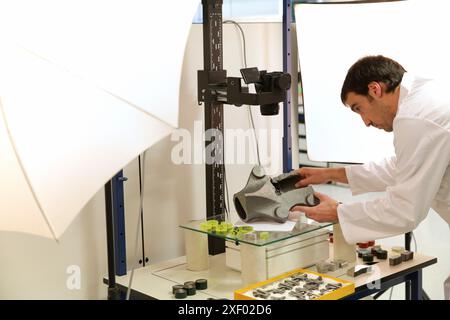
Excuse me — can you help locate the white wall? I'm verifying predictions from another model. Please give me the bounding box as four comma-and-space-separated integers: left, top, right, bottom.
0, 189, 108, 299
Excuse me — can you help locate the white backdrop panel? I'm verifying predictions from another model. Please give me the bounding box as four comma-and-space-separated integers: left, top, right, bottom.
295, 0, 450, 163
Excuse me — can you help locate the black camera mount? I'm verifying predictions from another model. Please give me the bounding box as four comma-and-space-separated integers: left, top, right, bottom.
198, 67, 291, 116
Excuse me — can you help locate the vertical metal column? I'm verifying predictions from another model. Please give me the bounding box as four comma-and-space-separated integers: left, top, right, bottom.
405, 232, 412, 299
406, 270, 422, 300
202, 0, 225, 255
105, 180, 120, 300
111, 171, 127, 276
283, 0, 293, 173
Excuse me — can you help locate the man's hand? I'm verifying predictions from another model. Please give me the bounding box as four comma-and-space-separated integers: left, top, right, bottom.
294, 167, 332, 188
294, 167, 349, 188
290, 192, 340, 223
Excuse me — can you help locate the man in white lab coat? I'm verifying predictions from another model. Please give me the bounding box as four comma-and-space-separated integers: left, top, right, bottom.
291, 55, 450, 298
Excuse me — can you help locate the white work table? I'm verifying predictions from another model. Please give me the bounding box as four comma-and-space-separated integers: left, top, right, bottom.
104, 246, 436, 300
103, 184, 436, 300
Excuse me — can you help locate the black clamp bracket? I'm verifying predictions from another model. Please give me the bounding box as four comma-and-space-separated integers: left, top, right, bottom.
198, 67, 291, 116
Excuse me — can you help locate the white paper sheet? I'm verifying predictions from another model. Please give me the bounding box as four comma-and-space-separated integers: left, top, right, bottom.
234, 219, 297, 232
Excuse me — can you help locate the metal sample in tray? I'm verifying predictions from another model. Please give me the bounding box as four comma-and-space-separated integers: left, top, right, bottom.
235, 268, 354, 300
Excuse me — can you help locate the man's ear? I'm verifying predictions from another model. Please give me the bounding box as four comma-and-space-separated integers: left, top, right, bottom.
367, 81, 383, 99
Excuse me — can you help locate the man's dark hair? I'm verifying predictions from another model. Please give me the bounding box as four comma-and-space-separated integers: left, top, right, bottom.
340, 55, 406, 104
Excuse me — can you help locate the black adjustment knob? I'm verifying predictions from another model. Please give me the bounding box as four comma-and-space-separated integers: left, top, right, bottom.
172, 284, 184, 294
184, 284, 196, 296
196, 279, 208, 290
174, 288, 187, 299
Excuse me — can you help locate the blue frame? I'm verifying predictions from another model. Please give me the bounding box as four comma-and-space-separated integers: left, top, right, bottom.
344, 269, 423, 300
111, 170, 127, 276
282, 0, 293, 172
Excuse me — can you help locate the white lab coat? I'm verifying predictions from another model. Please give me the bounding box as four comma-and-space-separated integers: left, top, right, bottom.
338, 72, 450, 244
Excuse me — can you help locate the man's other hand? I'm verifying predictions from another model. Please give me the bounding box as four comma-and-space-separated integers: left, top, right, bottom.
290, 192, 339, 223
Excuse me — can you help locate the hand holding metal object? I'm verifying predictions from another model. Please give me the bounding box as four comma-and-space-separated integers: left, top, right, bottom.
234, 165, 320, 223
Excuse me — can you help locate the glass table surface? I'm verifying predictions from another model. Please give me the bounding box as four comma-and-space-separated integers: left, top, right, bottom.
180, 214, 333, 247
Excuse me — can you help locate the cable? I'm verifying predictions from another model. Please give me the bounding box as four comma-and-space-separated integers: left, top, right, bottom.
220, 97, 230, 220
219, 20, 262, 221
411, 231, 418, 252
223, 20, 247, 68
224, 165, 231, 220
248, 105, 262, 167
126, 151, 147, 300
223, 20, 261, 167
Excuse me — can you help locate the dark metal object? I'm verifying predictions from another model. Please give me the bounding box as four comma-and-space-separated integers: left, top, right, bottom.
375, 249, 388, 260
347, 265, 372, 277
362, 253, 374, 263
357, 248, 371, 257
253, 289, 271, 299
234, 166, 319, 222
401, 251, 414, 262
389, 255, 403, 266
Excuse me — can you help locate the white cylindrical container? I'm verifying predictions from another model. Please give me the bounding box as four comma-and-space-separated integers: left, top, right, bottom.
240, 243, 267, 285
185, 229, 209, 271
333, 223, 356, 263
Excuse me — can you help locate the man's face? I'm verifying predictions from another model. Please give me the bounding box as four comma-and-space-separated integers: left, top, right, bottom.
345, 92, 395, 132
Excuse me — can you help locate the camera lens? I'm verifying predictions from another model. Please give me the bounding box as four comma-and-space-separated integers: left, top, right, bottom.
260, 103, 279, 116
276, 73, 291, 90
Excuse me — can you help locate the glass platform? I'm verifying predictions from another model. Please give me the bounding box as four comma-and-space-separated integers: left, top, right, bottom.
179, 214, 333, 247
